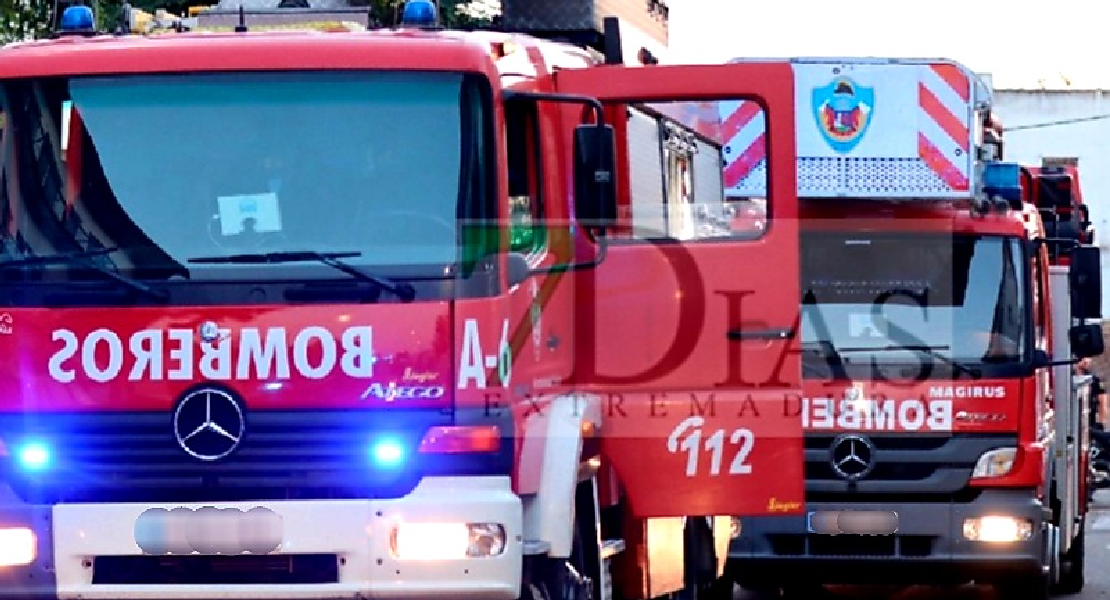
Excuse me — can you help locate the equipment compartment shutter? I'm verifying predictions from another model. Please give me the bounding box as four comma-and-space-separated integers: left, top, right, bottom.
691, 138, 727, 235
627, 106, 666, 237
692, 138, 723, 205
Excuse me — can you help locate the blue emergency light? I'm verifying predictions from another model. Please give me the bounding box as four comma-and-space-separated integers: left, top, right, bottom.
58, 5, 95, 32
371, 437, 405, 468
400, 0, 438, 28
982, 161, 1023, 206
15, 441, 51, 472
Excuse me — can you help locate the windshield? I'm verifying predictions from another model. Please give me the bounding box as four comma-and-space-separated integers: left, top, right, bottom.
800, 232, 1029, 371
0, 71, 492, 281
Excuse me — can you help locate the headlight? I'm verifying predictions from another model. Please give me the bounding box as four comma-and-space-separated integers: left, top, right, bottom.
963, 516, 1033, 542
390, 522, 506, 560
0, 528, 35, 567
972, 447, 1017, 479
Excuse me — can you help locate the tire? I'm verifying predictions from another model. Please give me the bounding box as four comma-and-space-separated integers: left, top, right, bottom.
1055, 524, 1086, 594
684, 517, 734, 600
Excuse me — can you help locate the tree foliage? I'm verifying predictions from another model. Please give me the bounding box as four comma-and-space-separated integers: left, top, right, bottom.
0, 0, 53, 43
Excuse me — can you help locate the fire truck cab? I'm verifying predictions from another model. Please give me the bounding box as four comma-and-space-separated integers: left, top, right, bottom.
694, 58, 1103, 600
0, 1, 808, 599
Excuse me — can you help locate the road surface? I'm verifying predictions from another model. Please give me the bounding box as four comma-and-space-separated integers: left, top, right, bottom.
735, 490, 1110, 600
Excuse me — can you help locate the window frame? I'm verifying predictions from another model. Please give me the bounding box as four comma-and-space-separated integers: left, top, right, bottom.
503, 97, 547, 257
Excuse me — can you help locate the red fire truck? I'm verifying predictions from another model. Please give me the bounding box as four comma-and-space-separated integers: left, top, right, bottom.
707, 58, 1104, 600
1022, 160, 1096, 256
0, 1, 806, 599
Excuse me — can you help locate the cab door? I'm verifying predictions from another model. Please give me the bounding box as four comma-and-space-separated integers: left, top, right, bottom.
558, 63, 805, 518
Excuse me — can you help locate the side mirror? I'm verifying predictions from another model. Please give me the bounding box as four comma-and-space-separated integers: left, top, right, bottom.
1070, 245, 1102, 319
1033, 349, 1051, 368
505, 252, 530, 288
1033, 348, 1079, 368
573, 123, 617, 233
1070, 323, 1105, 359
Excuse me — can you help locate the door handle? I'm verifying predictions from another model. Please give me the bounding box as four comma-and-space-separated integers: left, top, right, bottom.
727, 327, 795, 341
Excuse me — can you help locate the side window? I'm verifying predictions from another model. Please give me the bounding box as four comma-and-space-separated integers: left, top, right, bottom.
1032, 247, 1047, 348
619, 99, 768, 241
505, 100, 545, 254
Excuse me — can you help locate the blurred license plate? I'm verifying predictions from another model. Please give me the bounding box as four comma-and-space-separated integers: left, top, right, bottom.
134, 506, 284, 554
807, 510, 898, 535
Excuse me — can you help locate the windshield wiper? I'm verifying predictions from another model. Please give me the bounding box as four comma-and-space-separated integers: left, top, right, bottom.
0, 247, 117, 267
187, 251, 416, 302
0, 247, 168, 302
837, 345, 982, 379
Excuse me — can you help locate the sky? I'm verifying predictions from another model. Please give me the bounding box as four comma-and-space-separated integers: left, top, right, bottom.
667, 0, 1110, 89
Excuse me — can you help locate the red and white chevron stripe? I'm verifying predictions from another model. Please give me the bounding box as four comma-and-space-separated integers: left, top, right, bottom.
719, 99, 766, 190
917, 63, 971, 191
719, 61, 975, 196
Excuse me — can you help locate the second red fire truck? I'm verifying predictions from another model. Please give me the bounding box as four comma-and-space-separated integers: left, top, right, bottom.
701, 58, 1103, 600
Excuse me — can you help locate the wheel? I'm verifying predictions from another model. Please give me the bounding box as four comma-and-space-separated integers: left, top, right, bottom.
683, 517, 734, 600
1054, 524, 1086, 594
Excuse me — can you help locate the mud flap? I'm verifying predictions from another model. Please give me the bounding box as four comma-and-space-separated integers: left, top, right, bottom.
601, 391, 804, 517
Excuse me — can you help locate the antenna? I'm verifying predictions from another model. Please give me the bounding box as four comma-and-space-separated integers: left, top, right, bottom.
234, 4, 247, 32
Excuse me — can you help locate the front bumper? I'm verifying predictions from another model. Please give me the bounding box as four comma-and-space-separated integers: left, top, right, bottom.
0, 476, 522, 600
726, 489, 1045, 586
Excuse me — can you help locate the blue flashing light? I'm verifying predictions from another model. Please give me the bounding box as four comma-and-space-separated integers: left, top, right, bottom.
983, 161, 1023, 205
16, 442, 51, 472
371, 438, 405, 468
59, 5, 95, 32
401, 0, 439, 28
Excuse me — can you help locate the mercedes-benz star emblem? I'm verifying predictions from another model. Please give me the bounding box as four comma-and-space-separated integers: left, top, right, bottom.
173, 388, 245, 462
829, 434, 876, 481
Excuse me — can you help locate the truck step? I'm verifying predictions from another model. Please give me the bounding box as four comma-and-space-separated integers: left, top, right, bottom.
600, 539, 625, 600
601, 539, 626, 560
523, 540, 552, 556
520, 538, 623, 558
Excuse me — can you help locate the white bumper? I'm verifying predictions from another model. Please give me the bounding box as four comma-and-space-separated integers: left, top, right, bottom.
50, 476, 522, 600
